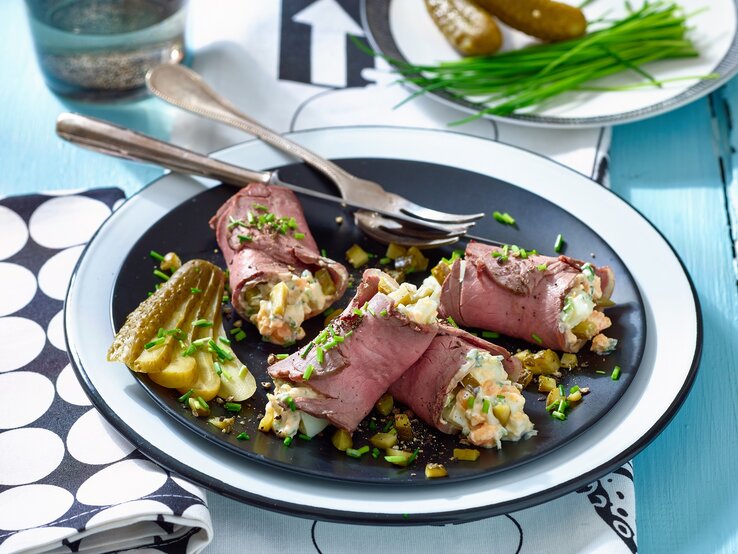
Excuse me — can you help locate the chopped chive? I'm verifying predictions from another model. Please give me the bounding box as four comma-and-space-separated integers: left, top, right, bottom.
497, 394, 505, 400
384, 455, 407, 463
208, 339, 234, 361
383, 419, 394, 433
493, 211, 516, 225
546, 402, 558, 412
520, 249, 528, 259
369, 420, 377, 431
482, 398, 491, 413
316, 347, 325, 365
570, 385, 580, 394
321, 248, 327, 257
502, 244, 509, 257
283, 436, 293, 446
611, 366, 621, 381
357, 445, 370, 455
182, 344, 197, 356
552, 411, 567, 421
219, 336, 231, 345
408, 448, 419, 464
234, 330, 247, 342
446, 316, 459, 328
537, 263, 548, 271
303, 364, 314, 381
286, 397, 296, 412
149, 250, 165, 262
144, 337, 166, 350
197, 396, 209, 410
346, 448, 364, 458
558, 384, 565, 396
379, 257, 391, 265
482, 331, 499, 339
596, 370, 606, 375
252, 203, 268, 212
288, 217, 297, 229
238, 234, 253, 243
177, 389, 194, 403
193, 337, 210, 347
294, 232, 305, 240
466, 396, 475, 409
372, 447, 380, 459
300, 342, 315, 359
227, 216, 245, 229
554, 234, 564, 253
229, 327, 240, 336
221, 369, 232, 381
366, 305, 376, 317
345, 330, 353, 338
239, 366, 249, 378
531, 333, 543, 345
157, 327, 165, 338
379, 309, 388, 317
236, 432, 250, 441
191, 287, 202, 294
193, 319, 213, 328
298, 433, 312, 441
275, 353, 289, 360
491, 251, 502, 258
214, 362, 223, 375
153, 269, 170, 281
224, 402, 242, 413
353, 308, 364, 317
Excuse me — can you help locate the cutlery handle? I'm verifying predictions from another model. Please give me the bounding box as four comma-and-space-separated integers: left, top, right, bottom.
145, 64, 355, 195
55, 112, 273, 186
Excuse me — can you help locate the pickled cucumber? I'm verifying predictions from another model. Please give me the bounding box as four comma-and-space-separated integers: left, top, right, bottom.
474, 0, 586, 42
425, 0, 502, 56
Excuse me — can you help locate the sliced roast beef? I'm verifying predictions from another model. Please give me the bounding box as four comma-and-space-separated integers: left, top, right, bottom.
390, 325, 527, 439
266, 269, 439, 432
210, 183, 348, 345
440, 241, 615, 353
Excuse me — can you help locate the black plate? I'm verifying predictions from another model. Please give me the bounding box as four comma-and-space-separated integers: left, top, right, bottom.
112, 157, 646, 485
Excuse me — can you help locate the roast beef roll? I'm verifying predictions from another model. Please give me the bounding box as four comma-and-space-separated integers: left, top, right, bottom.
390, 325, 535, 449
439, 241, 616, 353
261, 269, 441, 437
210, 183, 349, 346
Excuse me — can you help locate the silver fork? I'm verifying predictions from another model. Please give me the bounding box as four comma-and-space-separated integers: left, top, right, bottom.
145, 64, 485, 230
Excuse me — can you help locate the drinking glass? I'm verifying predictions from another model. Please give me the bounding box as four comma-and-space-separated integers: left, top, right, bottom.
26, 0, 188, 101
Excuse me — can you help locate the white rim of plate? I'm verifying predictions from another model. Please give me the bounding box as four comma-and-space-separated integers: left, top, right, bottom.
65, 126, 700, 524
361, 0, 738, 129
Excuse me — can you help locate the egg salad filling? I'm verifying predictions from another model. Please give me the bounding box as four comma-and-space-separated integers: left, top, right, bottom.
559, 264, 615, 351
381, 274, 441, 326
442, 349, 536, 449
260, 381, 329, 439
242, 269, 333, 346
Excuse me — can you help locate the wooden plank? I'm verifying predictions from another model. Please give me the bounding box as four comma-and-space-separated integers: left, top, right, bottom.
610, 94, 738, 554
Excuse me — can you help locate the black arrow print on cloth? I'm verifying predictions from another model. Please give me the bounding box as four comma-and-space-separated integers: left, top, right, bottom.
280, 0, 374, 88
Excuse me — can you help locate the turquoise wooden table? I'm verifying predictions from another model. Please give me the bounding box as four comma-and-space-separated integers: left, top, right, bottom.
3, 1, 738, 552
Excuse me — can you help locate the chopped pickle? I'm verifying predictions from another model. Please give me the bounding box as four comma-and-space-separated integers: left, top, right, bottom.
315, 268, 336, 296
387, 287, 412, 306
378, 275, 398, 295
567, 390, 583, 402
161, 252, 182, 272
269, 282, 289, 316
572, 319, 598, 340
385, 448, 414, 466
560, 353, 578, 369
425, 463, 448, 479
407, 247, 429, 271
492, 403, 511, 426
461, 373, 480, 389
538, 375, 557, 393
431, 260, 452, 285
515, 349, 560, 375
188, 397, 210, 417
453, 448, 481, 461
346, 244, 370, 268
546, 387, 563, 408
370, 431, 398, 450
387, 269, 406, 284
258, 410, 274, 432
394, 413, 413, 440
332, 429, 353, 452
375, 393, 394, 416
208, 416, 235, 432
386, 243, 407, 260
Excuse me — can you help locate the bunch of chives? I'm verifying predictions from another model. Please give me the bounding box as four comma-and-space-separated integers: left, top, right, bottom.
365, 2, 717, 121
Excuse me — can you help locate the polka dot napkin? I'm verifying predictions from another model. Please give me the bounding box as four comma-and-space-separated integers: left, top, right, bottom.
0, 189, 212, 554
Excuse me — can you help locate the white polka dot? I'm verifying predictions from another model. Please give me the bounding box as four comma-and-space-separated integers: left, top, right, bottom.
0, 206, 28, 261
0, 372, 55, 429
0, 485, 73, 530
85, 500, 173, 528
0, 526, 76, 553
29, 196, 110, 249
0, 317, 46, 373
56, 364, 91, 406
0, 263, 36, 317
47, 310, 66, 351
171, 476, 206, 501
0, 428, 65, 485
37, 245, 84, 301
76, 459, 168, 506
67, 409, 134, 465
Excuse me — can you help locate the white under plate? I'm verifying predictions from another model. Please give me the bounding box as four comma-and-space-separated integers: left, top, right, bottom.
65, 127, 701, 524
362, 0, 738, 128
